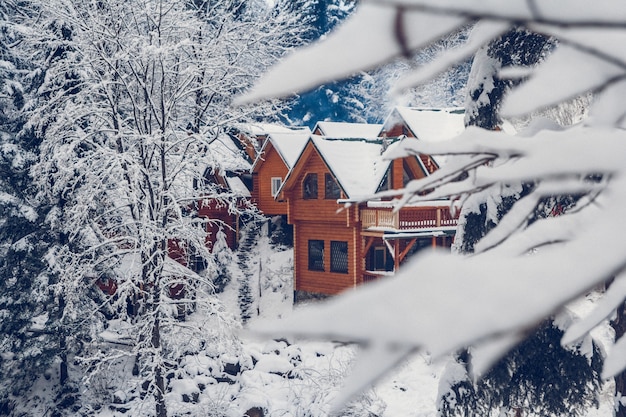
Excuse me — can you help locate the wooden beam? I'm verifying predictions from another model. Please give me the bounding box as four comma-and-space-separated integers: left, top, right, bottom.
362, 236, 375, 258
394, 240, 400, 272
361, 230, 385, 237
398, 238, 418, 263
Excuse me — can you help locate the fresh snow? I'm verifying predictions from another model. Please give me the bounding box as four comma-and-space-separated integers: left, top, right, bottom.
309, 135, 390, 200
383, 107, 466, 143
253, 131, 311, 172
313, 121, 383, 138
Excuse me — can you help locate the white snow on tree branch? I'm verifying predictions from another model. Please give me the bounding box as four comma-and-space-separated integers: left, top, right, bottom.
240, 0, 626, 412
236, 4, 467, 103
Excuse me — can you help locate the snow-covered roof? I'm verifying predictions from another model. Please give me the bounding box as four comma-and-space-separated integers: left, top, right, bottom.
383, 107, 466, 142
207, 133, 251, 172
225, 176, 251, 198
252, 132, 311, 172
234, 122, 309, 137
313, 121, 383, 139
309, 136, 390, 200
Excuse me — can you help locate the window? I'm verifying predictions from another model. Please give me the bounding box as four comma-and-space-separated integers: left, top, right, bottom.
303, 173, 318, 199
324, 173, 341, 199
373, 247, 392, 271
271, 177, 282, 197
377, 166, 391, 192
308, 240, 324, 271
330, 241, 348, 273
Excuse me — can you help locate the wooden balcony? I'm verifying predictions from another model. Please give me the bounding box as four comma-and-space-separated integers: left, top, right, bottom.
361, 205, 458, 231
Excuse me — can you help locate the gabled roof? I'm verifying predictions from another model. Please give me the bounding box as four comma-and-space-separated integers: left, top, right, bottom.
225, 175, 251, 198
207, 133, 252, 172
251, 131, 311, 172
280, 136, 393, 201
233, 122, 309, 137
313, 121, 383, 139
310, 136, 390, 199
381, 107, 465, 142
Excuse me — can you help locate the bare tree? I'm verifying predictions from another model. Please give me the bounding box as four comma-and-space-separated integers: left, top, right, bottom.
26, 0, 300, 415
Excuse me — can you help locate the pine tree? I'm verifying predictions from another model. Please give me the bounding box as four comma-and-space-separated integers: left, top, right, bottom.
278, 0, 371, 127
439, 322, 602, 417
438, 27, 602, 417
0, 1, 65, 411
212, 228, 233, 293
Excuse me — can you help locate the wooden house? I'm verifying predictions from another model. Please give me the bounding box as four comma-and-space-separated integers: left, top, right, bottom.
275, 135, 459, 296
229, 123, 309, 164
266, 109, 466, 297
250, 131, 310, 216
379, 107, 465, 175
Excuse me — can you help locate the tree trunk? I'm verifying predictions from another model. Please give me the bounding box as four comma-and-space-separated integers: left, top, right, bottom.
59, 295, 68, 386
613, 303, 626, 417
152, 313, 167, 417
147, 242, 167, 417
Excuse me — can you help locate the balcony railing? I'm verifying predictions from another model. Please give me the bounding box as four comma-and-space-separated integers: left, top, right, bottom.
361, 206, 458, 230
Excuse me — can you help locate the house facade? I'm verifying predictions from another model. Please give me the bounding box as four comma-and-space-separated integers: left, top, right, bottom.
250, 131, 310, 216
170, 109, 465, 298
275, 108, 466, 297
276, 133, 460, 296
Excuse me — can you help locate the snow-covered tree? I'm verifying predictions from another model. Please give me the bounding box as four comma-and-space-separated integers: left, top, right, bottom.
0, 1, 66, 412
277, 0, 369, 127
438, 321, 603, 417
435, 27, 603, 417
239, 0, 626, 413
348, 26, 472, 123
212, 228, 234, 293
22, 0, 300, 415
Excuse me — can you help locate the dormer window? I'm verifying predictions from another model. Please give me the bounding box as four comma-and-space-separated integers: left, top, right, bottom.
271, 177, 282, 197
303, 173, 318, 199
324, 173, 341, 199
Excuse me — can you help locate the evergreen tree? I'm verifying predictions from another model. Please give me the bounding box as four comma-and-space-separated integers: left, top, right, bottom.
0, 1, 65, 412
439, 322, 602, 417
212, 229, 233, 293
278, 0, 369, 127
439, 27, 602, 417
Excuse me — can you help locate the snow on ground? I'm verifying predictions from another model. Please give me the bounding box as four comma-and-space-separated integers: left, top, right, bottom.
219, 232, 616, 417
13, 231, 616, 417
376, 353, 445, 417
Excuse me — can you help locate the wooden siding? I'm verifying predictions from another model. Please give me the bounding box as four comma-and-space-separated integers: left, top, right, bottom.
286, 148, 348, 223
252, 143, 289, 215
294, 221, 361, 295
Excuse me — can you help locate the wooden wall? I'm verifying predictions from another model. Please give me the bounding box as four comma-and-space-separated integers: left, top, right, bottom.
294, 221, 361, 295
287, 147, 364, 295
252, 144, 289, 216
286, 149, 350, 224
197, 200, 237, 250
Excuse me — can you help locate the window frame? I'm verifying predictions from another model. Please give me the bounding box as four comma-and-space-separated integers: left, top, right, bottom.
271, 177, 282, 197
308, 239, 325, 271
303, 173, 318, 199
324, 173, 341, 200
330, 240, 349, 274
